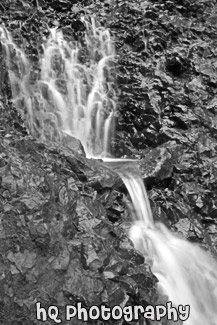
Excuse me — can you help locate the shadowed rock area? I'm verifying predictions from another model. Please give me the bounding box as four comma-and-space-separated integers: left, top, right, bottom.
0, 0, 217, 324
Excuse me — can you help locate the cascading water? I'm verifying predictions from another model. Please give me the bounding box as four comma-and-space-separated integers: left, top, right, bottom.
104, 160, 217, 325
1, 18, 217, 325
0, 18, 116, 157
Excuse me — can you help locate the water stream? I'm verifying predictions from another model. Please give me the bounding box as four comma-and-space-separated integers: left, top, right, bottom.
0, 18, 116, 157
1, 19, 217, 325
104, 160, 217, 325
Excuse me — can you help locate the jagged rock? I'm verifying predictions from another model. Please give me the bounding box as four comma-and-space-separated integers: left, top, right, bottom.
62, 134, 85, 156
138, 141, 183, 184
0, 134, 158, 324
71, 19, 86, 32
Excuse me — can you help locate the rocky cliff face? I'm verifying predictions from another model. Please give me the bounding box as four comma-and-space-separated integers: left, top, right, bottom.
0, 0, 217, 324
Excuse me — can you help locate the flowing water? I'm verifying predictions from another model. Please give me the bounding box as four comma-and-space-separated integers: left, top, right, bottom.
0, 18, 116, 157
1, 19, 217, 325
105, 160, 217, 325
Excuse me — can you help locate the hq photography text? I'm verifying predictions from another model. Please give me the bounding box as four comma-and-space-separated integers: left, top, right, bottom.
36, 301, 190, 323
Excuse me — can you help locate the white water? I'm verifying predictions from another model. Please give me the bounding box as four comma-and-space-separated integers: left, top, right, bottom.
0, 18, 116, 157
2, 19, 217, 325
106, 161, 217, 325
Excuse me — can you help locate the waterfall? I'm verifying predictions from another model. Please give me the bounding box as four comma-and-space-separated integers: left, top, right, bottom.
0, 18, 116, 157
1, 18, 217, 325
105, 160, 217, 325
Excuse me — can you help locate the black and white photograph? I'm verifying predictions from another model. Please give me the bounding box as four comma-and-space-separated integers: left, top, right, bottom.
0, 0, 216, 324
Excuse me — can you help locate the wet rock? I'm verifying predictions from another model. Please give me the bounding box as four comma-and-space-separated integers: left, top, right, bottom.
117, 239, 145, 265
7, 250, 37, 274
28, 218, 51, 250
138, 141, 183, 184
64, 260, 104, 306
62, 134, 85, 156
47, 0, 73, 11
71, 19, 86, 32
49, 246, 70, 271
166, 55, 185, 76
63, 151, 119, 189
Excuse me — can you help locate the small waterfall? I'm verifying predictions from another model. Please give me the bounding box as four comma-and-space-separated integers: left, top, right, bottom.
2, 17, 217, 325
105, 160, 217, 325
0, 18, 116, 157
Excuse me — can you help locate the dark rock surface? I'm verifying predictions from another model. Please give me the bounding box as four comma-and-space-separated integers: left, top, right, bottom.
0, 0, 217, 324
0, 135, 157, 324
